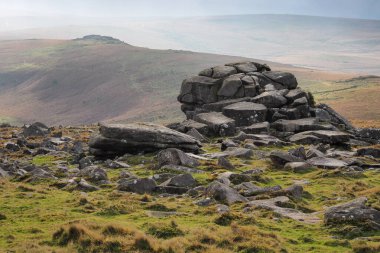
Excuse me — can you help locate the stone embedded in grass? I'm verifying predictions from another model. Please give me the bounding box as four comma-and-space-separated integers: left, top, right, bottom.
324, 197, 380, 231
117, 178, 157, 194
160, 174, 197, 188
205, 181, 248, 205
156, 148, 200, 168
307, 157, 348, 169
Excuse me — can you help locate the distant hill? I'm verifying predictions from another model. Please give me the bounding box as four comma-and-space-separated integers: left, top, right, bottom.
0, 36, 379, 127
1, 14, 379, 75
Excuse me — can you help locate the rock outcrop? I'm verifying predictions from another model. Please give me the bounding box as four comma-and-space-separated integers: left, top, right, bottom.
89, 122, 201, 157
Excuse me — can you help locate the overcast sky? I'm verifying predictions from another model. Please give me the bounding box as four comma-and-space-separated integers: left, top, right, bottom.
0, 0, 379, 20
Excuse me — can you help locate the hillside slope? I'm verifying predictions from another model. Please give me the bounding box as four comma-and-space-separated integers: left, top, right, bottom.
0, 36, 379, 126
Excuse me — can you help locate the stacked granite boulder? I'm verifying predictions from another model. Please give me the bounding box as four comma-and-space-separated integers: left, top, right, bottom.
177, 62, 320, 136
175, 61, 379, 145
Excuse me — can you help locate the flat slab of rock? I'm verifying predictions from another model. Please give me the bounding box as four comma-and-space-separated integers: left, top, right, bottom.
271, 118, 333, 133
89, 122, 201, 156
247, 196, 321, 224
222, 102, 267, 126
289, 130, 351, 145
194, 112, 235, 136
240, 122, 269, 134
307, 157, 348, 169
202, 98, 249, 112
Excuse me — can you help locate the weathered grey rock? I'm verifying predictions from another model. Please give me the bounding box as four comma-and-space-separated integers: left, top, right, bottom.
89, 123, 201, 156
195, 198, 215, 206
241, 75, 256, 85
270, 151, 304, 166
288, 146, 307, 160
307, 157, 348, 169
292, 97, 308, 106
202, 98, 250, 112
285, 88, 307, 102
224, 147, 253, 159
262, 71, 298, 89
233, 62, 258, 73
178, 76, 221, 104
216, 204, 230, 214
174, 120, 209, 135
217, 157, 235, 170
235, 182, 281, 197
233, 132, 287, 146
4, 143, 20, 152
324, 197, 380, 230
150, 173, 176, 184
160, 164, 205, 174
194, 112, 235, 136
272, 118, 333, 133
284, 185, 303, 199
251, 91, 287, 108
247, 196, 321, 224
222, 102, 267, 126
284, 162, 313, 173
288, 133, 321, 144
306, 147, 325, 159
198, 67, 213, 77
317, 104, 355, 131
160, 174, 197, 188
77, 179, 100, 192
289, 130, 351, 145
278, 105, 310, 120
221, 139, 238, 151
105, 160, 130, 169
117, 178, 157, 194
205, 181, 248, 205
355, 128, 380, 144
185, 128, 207, 143
79, 166, 109, 185
212, 65, 237, 78
23, 122, 50, 137
240, 122, 269, 134
357, 147, 380, 158
157, 148, 200, 168
218, 75, 243, 98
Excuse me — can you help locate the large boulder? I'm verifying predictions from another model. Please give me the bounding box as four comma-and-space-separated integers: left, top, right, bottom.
222, 102, 267, 126
89, 122, 201, 157
324, 197, 380, 230
194, 112, 236, 136
23, 122, 50, 137
217, 75, 243, 98
262, 71, 298, 89
178, 76, 221, 104
212, 65, 237, 78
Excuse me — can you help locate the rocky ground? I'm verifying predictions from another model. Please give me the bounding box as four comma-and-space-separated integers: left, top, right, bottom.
1, 62, 380, 253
